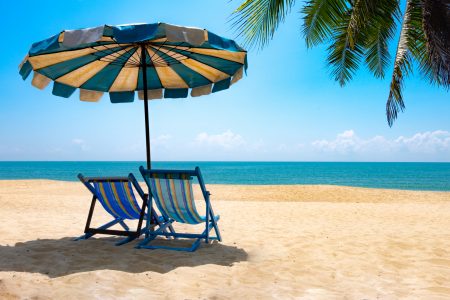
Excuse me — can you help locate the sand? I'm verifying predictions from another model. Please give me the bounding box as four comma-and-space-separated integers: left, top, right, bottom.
0, 180, 449, 299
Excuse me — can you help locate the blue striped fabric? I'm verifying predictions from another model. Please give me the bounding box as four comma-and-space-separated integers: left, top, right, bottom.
149, 178, 205, 224
93, 181, 142, 219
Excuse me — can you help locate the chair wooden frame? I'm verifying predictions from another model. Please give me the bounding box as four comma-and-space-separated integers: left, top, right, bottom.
76, 173, 161, 246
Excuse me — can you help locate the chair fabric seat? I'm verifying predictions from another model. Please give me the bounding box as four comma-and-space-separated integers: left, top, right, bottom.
76, 173, 156, 246
93, 181, 142, 219
148, 177, 205, 224
138, 166, 222, 251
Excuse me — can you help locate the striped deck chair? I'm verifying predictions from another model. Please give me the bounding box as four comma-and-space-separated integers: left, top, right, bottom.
137, 166, 221, 252
76, 173, 173, 246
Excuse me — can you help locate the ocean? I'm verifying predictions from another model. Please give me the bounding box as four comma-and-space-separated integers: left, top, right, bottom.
0, 161, 449, 191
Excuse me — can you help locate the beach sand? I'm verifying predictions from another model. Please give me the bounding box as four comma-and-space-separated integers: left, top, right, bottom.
0, 180, 449, 299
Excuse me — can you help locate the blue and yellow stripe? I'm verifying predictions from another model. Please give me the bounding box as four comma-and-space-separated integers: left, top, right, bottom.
94, 181, 141, 220
19, 22, 247, 102
149, 177, 205, 224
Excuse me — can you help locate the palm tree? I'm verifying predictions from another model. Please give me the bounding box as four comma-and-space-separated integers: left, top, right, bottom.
231, 0, 449, 126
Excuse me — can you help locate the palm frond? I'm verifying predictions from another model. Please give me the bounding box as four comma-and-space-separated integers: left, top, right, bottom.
404, 0, 439, 85
230, 0, 448, 126
231, 0, 295, 49
386, 0, 418, 127
327, 5, 365, 86
346, 0, 373, 48
301, 0, 348, 48
422, 0, 450, 86
363, 0, 400, 78
364, 28, 392, 78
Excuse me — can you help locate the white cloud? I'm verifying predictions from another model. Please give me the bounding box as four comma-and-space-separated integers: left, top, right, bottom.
312, 130, 358, 153
395, 130, 450, 153
194, 130, 245, 150
312, 130, 450, 156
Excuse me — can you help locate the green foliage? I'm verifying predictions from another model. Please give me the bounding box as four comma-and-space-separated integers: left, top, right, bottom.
231, 0, 296, 49
422, 0, 450, 86
362, 0, 399, 79
326, 11, 365, 86
387, 0, 421, 126
231, 0, 450, 126
302, 0, 348, 48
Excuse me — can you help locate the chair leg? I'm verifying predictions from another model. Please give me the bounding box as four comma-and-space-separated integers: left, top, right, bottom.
205, 218, 209, 244
119, 220, 129, 231
153, 213, 176, 239
137, 223, 215, 252
136, 220, 174, 248
145, 206, 158, 239
211, 220, 221, 242
167, 221, 176, 234
209, 210, 222, 242
81, 195, 97, 237
190, 237, 202, 252
74, 232, 95, 241
144, 212, 151, 239
165, 219, 176, 239
74, 218, 122, 241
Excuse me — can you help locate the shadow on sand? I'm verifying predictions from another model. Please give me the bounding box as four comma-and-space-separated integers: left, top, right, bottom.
0, 237, 248, 278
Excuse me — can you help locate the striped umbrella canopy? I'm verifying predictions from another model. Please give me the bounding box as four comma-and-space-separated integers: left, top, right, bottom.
19, 22, 247, 168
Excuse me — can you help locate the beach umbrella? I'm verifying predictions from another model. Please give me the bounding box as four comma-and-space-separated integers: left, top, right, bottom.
19, 23, 247, 168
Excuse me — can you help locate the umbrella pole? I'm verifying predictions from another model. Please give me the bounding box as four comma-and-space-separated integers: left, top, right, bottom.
141, 45, 151, 169
141, 45, 154, 232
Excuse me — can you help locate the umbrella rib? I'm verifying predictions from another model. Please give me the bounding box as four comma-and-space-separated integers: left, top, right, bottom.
132, 47, 142, 66
151, 46, 184, 65
166, 45, 245, 69
90, 44, 125, 57
91, 44, 135, 66
114, 47, 135, 65
148, 42, 189, 66
164, 42, 187, 64
30, 42, 119, 57
117, 47, 139, 66
119, 46, 141, 67
159, 44, 246, 65
159, 46, 240, 77
147, 40, 170, 66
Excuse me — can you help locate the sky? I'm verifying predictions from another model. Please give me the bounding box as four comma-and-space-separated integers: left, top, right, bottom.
0, 0, 449, 162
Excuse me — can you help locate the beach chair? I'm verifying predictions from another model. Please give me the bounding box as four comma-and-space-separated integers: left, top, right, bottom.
76, 173, 173, 246
137, 166, 221, 252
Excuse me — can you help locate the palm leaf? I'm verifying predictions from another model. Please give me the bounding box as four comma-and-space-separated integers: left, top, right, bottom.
326, 3, 369, 86
230, 0, 448, 126
422, 0, 450, 86
362, 0, 400, 78
346, 0, 373, 48
327, 18, 364, 86
405, 0, 439, 85
302, 0, 348, 48
231, 0, 295, 49
386, 0, 418, 127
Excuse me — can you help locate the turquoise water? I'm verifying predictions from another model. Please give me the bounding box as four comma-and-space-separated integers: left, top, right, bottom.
0, 161, 449, 191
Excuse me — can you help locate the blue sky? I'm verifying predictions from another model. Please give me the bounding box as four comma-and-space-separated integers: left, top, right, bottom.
1, 0, 449, 162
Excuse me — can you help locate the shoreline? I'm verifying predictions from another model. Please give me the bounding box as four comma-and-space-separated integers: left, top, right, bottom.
1, 179, 449, 203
